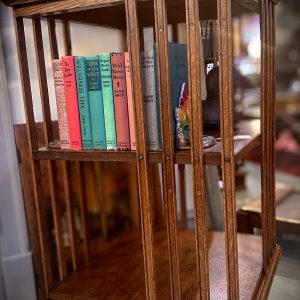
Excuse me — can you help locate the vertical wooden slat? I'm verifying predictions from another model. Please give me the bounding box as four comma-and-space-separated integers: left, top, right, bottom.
217, 0, 239, 299
185, 1, 210, 299
178, 164, 187, 228
33, 17, 67, 281
93, 162, 108, 243
63, 20, 72, 55
260, 0, 276, 273
153, 1, 181, 299
47, 19, 59, 59
14, 16, 53, 295
125, 1, 157, 299
74, 161, 90, 263
172, 23, 178, 43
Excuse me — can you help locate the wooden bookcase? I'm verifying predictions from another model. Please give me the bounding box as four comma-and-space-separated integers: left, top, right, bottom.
3, 0, 282, 299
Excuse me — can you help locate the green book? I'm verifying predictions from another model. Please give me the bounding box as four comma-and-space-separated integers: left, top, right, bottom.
85, 56, 106, 149
99, 54, 117, 150
74, 56, 93, 149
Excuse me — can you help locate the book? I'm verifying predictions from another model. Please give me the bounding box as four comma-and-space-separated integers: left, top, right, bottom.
62, 56, 82, 150
74, 56, 93, 149
124, 52, 136, 151
141, 50, 160, 150
111, 52, 130, 150
99, 53, 117, 150
52, 59, 70, 150
85, 56, 107, 150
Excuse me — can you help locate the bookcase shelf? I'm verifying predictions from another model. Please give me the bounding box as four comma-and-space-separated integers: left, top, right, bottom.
3, 0, 282, 299
48, 228, 281, 300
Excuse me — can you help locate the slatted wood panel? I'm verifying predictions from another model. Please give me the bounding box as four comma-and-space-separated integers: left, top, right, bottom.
125, 1, 156, 298
185, 0, 210, 299
217, 0, 239, 298
153, 0, 181, 298
260, 0, 276, 272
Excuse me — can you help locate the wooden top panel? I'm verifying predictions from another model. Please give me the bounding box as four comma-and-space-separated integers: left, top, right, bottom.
5, 0, 271, 23
49, 229, 263, 299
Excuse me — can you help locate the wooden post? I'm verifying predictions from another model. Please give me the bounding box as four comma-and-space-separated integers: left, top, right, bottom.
217, 0, 239, 299
15, 16, 53, 296
153, 1, 182, 298
125, 1, 157, 299
33, 17, 68, 281
260, 0, 276, 272
185, 0, 210, 299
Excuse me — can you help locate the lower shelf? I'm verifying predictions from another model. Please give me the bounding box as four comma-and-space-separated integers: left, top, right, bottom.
48, 228, 279, 299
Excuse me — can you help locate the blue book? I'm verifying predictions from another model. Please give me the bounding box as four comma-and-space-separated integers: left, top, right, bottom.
85, 56, 106, 149
74, 56, 93, 149
154, 43, 188, 145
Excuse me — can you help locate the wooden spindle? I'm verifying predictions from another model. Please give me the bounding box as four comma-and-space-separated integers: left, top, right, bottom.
178, 164, 187, 228
125, 1, 157, 299
15, 16, 53, 293
185, 1, 210, 299
217, 0, 239, 298
33, 17, 67, 281
153, 1, 182, 298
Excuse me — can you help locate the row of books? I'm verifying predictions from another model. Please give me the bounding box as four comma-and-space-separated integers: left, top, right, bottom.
52, 43, 206, 151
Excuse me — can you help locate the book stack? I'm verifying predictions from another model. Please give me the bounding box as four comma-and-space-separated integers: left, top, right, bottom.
52, 43, 206, 151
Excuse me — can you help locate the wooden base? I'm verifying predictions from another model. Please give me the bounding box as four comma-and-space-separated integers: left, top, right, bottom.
48, 229, 280, 299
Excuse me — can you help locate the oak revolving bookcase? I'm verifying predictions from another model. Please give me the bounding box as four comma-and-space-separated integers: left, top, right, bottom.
3, 0, 281, 299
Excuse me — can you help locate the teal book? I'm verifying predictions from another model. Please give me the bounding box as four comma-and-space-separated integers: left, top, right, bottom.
99, 54, 117, 150
85, 56, 106, 149
74, 57, 93, 149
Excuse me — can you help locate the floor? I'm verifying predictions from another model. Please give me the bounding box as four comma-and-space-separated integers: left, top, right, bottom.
269, 234, 300, 299
237, 162, 300, 299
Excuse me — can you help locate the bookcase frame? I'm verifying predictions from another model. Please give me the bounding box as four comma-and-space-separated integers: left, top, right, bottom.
3, 0, 282, 299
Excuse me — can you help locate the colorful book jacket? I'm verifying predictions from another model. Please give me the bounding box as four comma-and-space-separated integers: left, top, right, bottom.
141, 51, 160, 150
74, 57, 93, 149
85, 56, 107, 150
52, 59, 70, 149
111, 52, 130, 150
124, 52, 136, 151
62, 56, 82, 150
99, 53, 117, 150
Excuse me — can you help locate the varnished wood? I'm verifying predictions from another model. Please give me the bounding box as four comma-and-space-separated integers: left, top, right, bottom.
260, 0, 276, 272
217, 0, 239, 298
48, 229, 271, 300
153, 0, 181, 298
178, 165, 187, 228
185, 0, 210, 298
15, 16, 54, 295
125, 1, 156, 298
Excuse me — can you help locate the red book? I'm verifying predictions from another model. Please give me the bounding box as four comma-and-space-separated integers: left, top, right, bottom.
124, 52, 136, 150
111, 52, 130, 150
62, 56, 82, 150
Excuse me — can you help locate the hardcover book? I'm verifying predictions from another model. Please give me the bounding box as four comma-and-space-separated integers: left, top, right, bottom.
62, 56, 82, 150
124, 52, 136, 151
141, 50, 160, 150
74, 56, 93, 149
52, 59, 70, 150
99, 53, 117, 150
85, 56, 107, 150
111, 52, 130, 150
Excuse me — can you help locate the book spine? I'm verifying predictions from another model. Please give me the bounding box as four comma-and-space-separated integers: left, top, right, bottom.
141, 50, 160, 150
52, 59, 70, 149
74, 57, 93, 149
62, 56, 82, 150
111, 52, 130, 150
85, 56, 107, 150
153, 46, 162, 149
99, 53, 117, 150
124, 52, 136, 151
